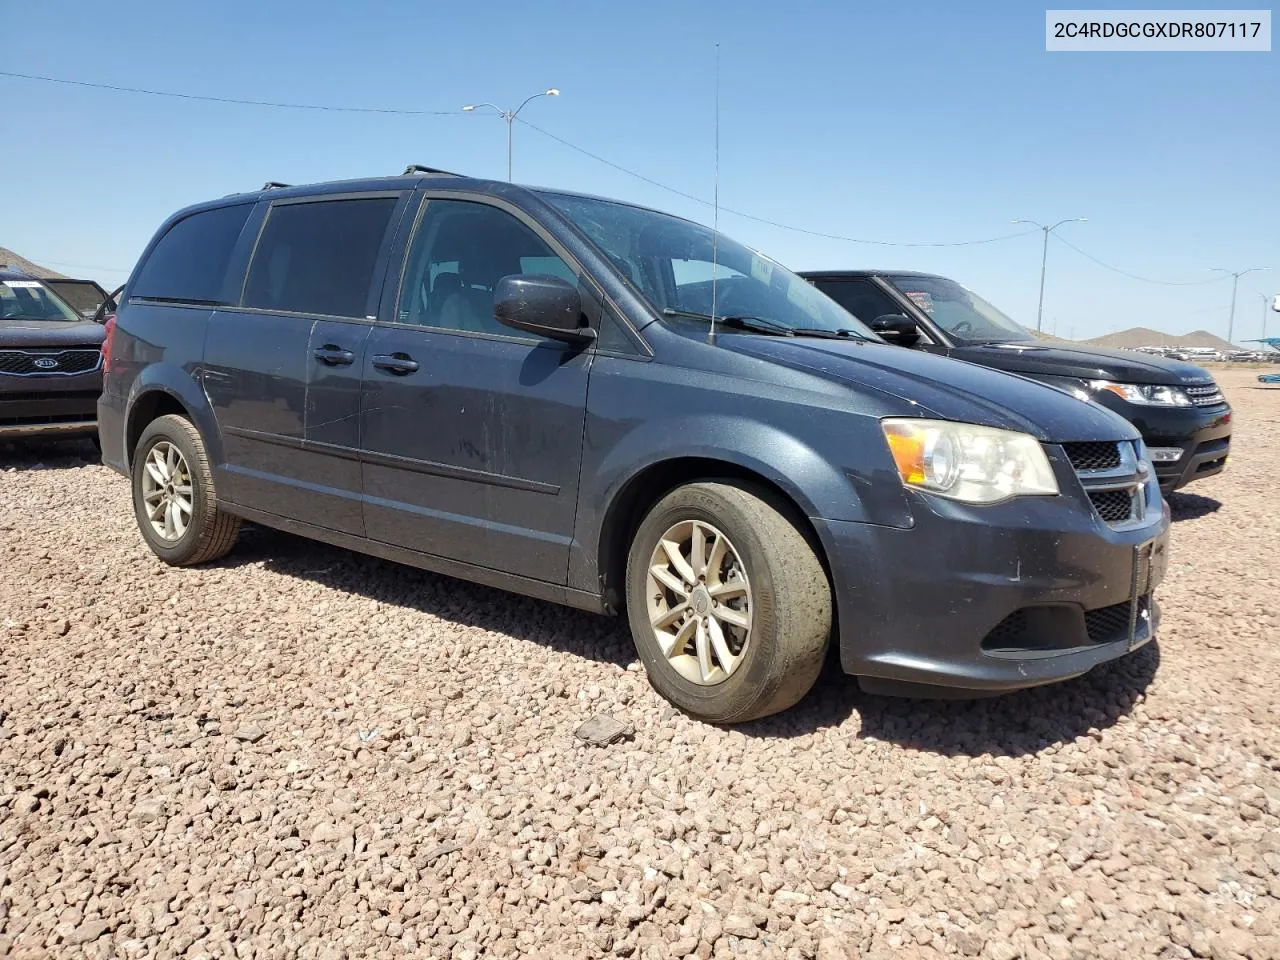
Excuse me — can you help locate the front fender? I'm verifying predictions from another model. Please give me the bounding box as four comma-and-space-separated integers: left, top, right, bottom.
568, 402, 913, 598
594, 413, 879, 525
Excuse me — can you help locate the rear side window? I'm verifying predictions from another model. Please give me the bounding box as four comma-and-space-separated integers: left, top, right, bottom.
131, 204, 253, 303
243, 197, 397, 318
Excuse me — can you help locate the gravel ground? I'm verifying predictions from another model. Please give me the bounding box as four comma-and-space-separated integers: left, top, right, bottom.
2, 369, 1278, 960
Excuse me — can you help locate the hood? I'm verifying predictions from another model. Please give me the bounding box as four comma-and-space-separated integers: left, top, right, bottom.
949, 341, 1214, 385
719, 335, 1139, 443
0, 319, 106, 349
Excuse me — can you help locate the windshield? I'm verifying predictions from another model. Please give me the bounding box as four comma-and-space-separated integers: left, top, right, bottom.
542, 192, 873, 337
885, 274, 1034, 344
0, 279, 82, 322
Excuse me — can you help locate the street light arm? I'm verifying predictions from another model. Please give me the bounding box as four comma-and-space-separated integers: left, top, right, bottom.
463, 102, 505, 117
1048, 217, 1088, 232
511, 90, 556, 122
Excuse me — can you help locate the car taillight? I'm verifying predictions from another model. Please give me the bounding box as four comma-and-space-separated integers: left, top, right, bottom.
101, 314, 117, 373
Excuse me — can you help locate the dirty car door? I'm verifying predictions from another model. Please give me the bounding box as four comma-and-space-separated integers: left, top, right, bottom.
359, 197, 592, 583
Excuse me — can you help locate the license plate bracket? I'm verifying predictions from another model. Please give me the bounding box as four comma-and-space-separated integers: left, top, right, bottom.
1128, 538, 1166, 650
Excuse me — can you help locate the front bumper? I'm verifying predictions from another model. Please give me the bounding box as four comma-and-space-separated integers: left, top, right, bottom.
814, 461, 1169, 695
1095, 397, 1231, 492
0, 375, 101, 441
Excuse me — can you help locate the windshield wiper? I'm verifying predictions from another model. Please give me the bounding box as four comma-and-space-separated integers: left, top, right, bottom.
662, 309, 795, 337
789, 327, 867, 341
662, 309, 868, 341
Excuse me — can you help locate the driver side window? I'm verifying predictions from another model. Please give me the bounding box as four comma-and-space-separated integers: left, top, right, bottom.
812, 279, 901, 324
397, 200, 578, 338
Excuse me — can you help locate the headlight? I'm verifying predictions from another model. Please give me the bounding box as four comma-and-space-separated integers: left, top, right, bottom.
881, 419, 1059, 504
1089, 380, 1192, 407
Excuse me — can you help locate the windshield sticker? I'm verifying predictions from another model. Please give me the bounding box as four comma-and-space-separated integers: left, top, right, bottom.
2, 280, 42, 289
749, 254, 775, 285
904, 290, 934, 314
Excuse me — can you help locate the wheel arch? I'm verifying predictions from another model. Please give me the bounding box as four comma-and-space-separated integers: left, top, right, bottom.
124, 368, 221, 469
594, 456, 834, 614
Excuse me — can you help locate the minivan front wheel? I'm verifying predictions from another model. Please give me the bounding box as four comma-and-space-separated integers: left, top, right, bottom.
132, 414, 240, 566
625, 482, 831, 723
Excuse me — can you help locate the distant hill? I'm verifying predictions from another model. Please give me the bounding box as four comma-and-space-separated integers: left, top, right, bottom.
0, 246, 68, 280
1083, 326, 1235, 351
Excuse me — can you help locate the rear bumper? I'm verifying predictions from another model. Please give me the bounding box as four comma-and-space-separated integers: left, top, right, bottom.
96, 394, 129, 475
813, 483, 1169, 695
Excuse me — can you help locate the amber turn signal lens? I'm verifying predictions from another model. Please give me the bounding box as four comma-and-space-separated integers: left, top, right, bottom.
883, 425, 926, 485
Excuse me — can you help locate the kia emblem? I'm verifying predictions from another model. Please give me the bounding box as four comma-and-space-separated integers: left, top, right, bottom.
33, 357, 59, 370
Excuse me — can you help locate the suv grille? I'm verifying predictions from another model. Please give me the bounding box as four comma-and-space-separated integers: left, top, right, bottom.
1184, 382, 1225, 407
1062, 441, 1121, 472
0, 349, 102, 376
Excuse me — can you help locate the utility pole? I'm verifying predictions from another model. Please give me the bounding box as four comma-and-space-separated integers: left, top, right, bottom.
1011, 218, 1088, 332
1209, 267, 1267, 345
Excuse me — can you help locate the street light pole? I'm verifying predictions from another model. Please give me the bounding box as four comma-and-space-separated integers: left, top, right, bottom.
463, 88, 560, 182
1011, 218, 1088, 333
1209, 267, 1267, 345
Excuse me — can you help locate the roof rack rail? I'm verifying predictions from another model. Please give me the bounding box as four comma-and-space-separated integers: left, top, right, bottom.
261, 181, 291, 190
402, 164, 462, 177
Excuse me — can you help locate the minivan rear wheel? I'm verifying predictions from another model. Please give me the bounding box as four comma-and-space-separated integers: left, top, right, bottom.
625, 482, 831, 723
131, 414, 240, 566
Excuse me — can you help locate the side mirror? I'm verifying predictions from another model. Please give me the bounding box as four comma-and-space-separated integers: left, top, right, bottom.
494, 274, 595, 344
870, 313, 920, 345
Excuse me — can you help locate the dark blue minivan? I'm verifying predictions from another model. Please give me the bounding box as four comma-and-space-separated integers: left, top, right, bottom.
99, 169, 1169, 722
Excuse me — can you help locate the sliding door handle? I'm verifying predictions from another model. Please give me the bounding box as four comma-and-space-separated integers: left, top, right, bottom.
313, 345, 356, 366
372, 353, 420, 375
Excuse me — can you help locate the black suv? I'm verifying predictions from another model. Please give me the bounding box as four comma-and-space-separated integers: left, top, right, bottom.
0, 267, 106, 442
100, 169, 1168, 721
800, 271, 1231, 493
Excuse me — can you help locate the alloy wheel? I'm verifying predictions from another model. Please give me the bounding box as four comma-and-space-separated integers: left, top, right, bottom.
140, 441, 194, 542
645, 519, 753, 685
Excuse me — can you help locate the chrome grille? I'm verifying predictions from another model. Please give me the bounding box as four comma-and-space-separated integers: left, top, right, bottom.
1062, 438, 1151, 528
0, 349, 102, 376
1183, 382, 1225, 407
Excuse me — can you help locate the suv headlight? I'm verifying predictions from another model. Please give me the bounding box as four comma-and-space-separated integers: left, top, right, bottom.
881, 419, 1059, 504
1089, 380, 1192, 407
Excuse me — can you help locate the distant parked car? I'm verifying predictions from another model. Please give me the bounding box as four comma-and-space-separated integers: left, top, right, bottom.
0, 267, 106, 443
799, 270, 1232, 494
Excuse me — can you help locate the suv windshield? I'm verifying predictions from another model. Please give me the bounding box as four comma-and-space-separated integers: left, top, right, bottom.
0, 279, 82, 322
542, 192, 872, 338
885, 274, 1034, 344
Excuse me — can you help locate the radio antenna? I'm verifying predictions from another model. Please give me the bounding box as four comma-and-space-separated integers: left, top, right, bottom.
708, 42, 721, 345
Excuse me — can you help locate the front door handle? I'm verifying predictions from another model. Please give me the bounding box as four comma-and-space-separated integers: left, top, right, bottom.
313, 344, 356, 366
372, 353, 420, 375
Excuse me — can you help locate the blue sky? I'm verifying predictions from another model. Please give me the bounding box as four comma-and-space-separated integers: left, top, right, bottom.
5, 0, 1277, 341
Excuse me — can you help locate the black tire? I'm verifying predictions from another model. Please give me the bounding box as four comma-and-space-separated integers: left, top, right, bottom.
625, 482, 831, 723
131, 414, 240, 566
